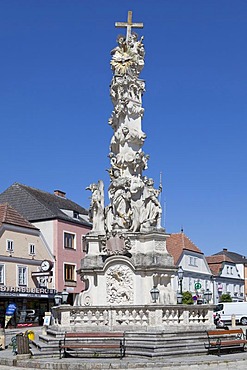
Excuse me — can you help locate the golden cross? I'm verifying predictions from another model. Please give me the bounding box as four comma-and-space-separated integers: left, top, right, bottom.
115, 11, 143, 42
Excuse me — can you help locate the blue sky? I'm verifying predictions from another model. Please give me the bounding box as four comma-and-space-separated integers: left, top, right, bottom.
0, 0, 246, 257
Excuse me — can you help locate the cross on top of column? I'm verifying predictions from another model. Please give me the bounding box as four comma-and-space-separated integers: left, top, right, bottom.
115, 11, 143, 42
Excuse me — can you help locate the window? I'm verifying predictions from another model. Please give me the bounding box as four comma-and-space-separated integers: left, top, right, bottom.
64, 264, 76, 282
73, 211, 79, 219
0, 265, 4, 284
189, 256, 197, 266
18, 266, 27, 286
29, 243, 35, 255
6, 239, 14, 252
64, 232, 76, 249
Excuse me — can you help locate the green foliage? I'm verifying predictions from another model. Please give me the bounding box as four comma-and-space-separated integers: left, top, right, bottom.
219, 293, 232, 302
182, 291, 194, 305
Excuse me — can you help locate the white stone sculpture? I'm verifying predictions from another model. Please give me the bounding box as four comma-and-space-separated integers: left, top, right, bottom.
106, 264, 134, 304
78, 12, 176, 310
86, 180, 105, 232
103, 17, 162, 235
86, 11, 163, 237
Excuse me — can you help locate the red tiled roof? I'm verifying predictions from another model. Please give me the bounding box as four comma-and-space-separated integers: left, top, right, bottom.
0, 203, 37, 230
206, 254, 234, 264
166, 232, 203, 265
206, 254, 234, 276
207, 262, 221, 276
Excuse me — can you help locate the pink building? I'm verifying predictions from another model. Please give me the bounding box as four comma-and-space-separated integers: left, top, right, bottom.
0, 183, 91, 305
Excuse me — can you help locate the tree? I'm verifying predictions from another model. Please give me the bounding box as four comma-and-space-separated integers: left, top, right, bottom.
182, 291, 194, 305
219, 293, 232, 302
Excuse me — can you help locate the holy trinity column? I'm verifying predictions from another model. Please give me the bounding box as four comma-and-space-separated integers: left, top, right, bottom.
80, 12, 175, 307
87, 11, 162, 237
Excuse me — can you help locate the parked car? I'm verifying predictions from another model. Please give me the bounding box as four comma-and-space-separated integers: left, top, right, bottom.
214, 302, 247, 325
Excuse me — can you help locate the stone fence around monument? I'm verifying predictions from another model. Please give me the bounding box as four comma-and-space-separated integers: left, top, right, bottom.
52, 304, 215, 333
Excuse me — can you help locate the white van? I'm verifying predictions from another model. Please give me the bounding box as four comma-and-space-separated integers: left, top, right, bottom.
214, 302, 247, 325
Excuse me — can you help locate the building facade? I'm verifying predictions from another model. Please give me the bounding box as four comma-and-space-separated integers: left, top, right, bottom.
206, 250, 245, 303
167, 231, 213, 304
0, 203, 55, 327
0, 183, 91, 308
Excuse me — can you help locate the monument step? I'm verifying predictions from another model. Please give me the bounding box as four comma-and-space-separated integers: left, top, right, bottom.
46, 329, 65, 338
125, 348, 207, 357
31, 341, 60, 351
30, 329, 208, 358
30, 348, 60, 358
126, 335, 206, 342
125, 342, 206, 353
36, 335, 62, 346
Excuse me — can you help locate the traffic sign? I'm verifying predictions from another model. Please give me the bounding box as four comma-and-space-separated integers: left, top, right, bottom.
195, 282, 202, 290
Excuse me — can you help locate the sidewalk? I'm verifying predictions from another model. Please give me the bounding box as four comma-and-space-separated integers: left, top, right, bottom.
1, 327, 247, 369
1, 348, 247, 370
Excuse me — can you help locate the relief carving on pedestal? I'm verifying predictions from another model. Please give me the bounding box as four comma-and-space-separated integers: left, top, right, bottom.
106, 264, 134, 304
155, 240, 166, 252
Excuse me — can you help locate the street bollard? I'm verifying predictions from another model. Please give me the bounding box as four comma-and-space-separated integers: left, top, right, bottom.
0, 328, 5, 350
16, 333, 29, 354
231, 314, 236, 327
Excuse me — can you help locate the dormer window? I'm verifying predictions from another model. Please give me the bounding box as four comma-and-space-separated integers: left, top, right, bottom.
6, 239, 14, 252
189, 256, 197, 266
29, 243, 35, 255
73, 211, 79, 219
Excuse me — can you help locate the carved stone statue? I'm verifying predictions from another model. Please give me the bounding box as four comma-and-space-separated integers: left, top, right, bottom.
106, 264, 134, 304
140, 178, 162, 231
86, 180, 105, 232
87, 11, 163, 238
78, 12, 175, 311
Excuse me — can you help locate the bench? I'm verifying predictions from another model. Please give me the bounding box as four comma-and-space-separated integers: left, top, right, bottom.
59, 332, 126, 359
205, 328, 247, 356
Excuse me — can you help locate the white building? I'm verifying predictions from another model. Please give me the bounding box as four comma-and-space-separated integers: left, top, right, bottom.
166, 231, 213, 303
206, 252, 245, 303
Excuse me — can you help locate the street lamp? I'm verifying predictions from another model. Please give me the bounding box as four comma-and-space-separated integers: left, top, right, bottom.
150, 286, 160, 303
54, 293, 62, 306
204, 289, 212, 304
177, 266, 184, 304
61, 289, 69, 304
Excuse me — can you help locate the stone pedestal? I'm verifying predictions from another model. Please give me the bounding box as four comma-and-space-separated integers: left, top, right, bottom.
78, 231, 176, 307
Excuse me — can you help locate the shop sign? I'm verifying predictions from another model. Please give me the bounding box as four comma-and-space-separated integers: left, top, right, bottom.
194, 282, 202, 290
0, 286, 56, 296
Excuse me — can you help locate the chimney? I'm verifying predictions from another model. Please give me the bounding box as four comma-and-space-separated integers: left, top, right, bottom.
223, 248, 228, 252
54, 190, 66, 198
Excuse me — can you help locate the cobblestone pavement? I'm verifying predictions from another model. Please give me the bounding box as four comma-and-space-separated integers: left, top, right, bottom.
0, 359, 247, 370
0, 349, 247, 370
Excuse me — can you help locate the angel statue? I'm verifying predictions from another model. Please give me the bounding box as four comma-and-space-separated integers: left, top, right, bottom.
86, 180, 105, 232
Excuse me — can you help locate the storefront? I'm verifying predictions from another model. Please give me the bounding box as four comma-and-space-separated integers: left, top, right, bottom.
0, 286, 56, 328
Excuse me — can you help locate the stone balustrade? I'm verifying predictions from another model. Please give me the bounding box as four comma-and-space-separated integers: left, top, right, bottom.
52, 304, 215, 332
